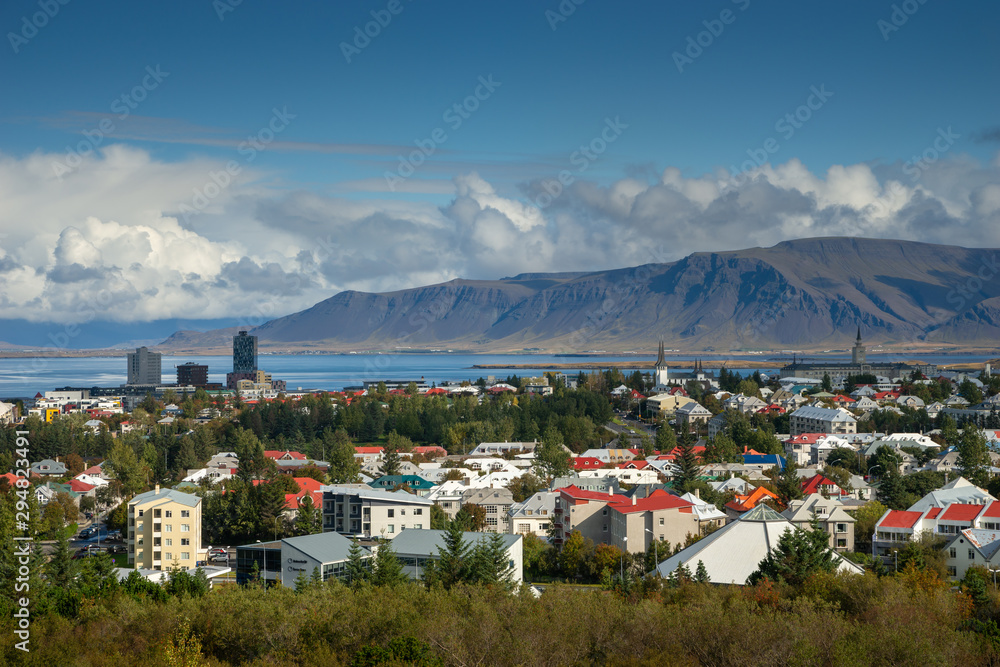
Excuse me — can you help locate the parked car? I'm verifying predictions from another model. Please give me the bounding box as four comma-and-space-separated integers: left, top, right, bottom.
207, 547, 228, 558
72, 546, 106, 560
107, 530, 122, 541
78, 528, 94, 540
107, 544, 126, 555
209, 552, 229, 564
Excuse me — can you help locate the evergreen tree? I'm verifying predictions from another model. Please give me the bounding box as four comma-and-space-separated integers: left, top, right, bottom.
379, 439, 402, 477
436, 521, 470, 589
46, 525, 77, 588
371, 538, 408, 587
655, 425, 676, 453
748, 516, 836, 587
877, 467, 909, 510
293, 494, 323, 536
294, 568, 310, 593
776, 459, 803, 507
673, 428, 700, 491
326, 428, 362, 484
345, 538, 369, 586
694, 560, 710, 584
469, 531, 515, 591
533, 425, 572, 480
957, 425, 992, 488
310, 566, 323, 589
821, 373, 833, 393
639, 432, 655, 458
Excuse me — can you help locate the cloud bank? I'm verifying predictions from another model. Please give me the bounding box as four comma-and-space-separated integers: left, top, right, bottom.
0, 143, 998, 324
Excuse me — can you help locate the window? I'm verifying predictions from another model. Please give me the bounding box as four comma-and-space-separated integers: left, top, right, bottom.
602, 524, 608, 532
153, 509, 161, 518
602, 509, 608, 516
138, 509, 144, 517
165, 510, 172, 518
181, 538, 190, 546
414, 508, 423, 515
947, 566, 957, 577
970, 549, 975, 560
181, 524, 190, 532
659, 517, 665, 526
165, 525, 172, 532
181, 552, 190, 560
400, 509, 406, 516
836, 523, 847, 533
950, 548, 957, 558
414, 524, 422, 530
487, 517, 499, 526
181, 510, 190, 518
165, 552, 172, 560
388, 509, 395, 518
388, 524, 395, 533
165, 538, 172, 547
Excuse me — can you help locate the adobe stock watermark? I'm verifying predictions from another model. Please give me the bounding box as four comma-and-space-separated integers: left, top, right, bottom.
545, 0, 587, 31
720, 84, 833, 190
947, 253, 999, 312
867, 127, 959, 218
384, 75, 501, 191
177, 106, 296, 222
12, 429, 33, 652
340, 0, 414, 64
532, 116, 628, 209
8, 0, 70, 54
51, 65, 170, 179
877, 0, 931, 41
672, 0, 751, 74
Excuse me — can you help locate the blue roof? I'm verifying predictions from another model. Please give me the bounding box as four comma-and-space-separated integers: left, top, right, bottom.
742, 454, 786, 470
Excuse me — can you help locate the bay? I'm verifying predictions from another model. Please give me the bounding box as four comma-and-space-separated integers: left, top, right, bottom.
0, 352, 991, 399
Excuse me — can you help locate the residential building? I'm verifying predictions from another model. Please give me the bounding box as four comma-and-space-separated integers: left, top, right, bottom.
646, 393, 695, 418
675, 402, 713, 428
391, 529, 523, 584
782, 494, 855, 552
906, 477, 994, 512
789, 405, 857, 436
944, 529, 1000, 579
321, 485, 432, 538
654, 504, 864, 584
508, 491, 557, 539
127, 346, 162, 386
232, 331, 258, 373
461, 487, 514, 532
678, 491, 728, 533
724, 486, 779, 521
800, 473, 849, 499
608, 489, 700, 554
872, 499, 1000, 559
552, 485, 631, 547
0, 401, 18, 425
30, 458, 67, 476
368, 475, 436, 496
128, 485, 203, 571
235, 531, 370, 587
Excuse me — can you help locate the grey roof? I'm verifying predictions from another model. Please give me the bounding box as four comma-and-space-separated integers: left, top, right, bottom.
654, 504, 862, 584
390, 529, 521, 555
280, 531, 369, 562
129, 487, 202, 508
461, 487, 514, 504
321, 485, 432, 505
31, 459, 68, 474
791, 406, 856, 423
957, 529, 1000, 562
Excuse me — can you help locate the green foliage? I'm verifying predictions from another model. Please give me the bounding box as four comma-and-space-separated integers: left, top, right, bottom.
326, 428, 361, 484
748, 517, 836, 587
958, 425, 992, 488
371, 539, 408, 587
533, 425, 572, 480
346, 539, 370, 587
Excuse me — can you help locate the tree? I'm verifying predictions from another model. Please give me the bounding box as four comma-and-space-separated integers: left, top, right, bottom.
639, 432, 654, 458
507, 473, 544, 503
655, 425, 676, 453
345, 538, 369, 586
533, 426, 572, 480
776, 460, 803, 507
821, 373, 833, 393
293, 494, 323, 536
454, 504, 487, 532
326, 429, 361, 484
379, 437, 403, 477
468, 531, 515, 591
957, 425, 992, 488
748, 516, 836, 587
430, 504, 449, 530
704, 433, 741, 464
106, 440, 145, 497
694, 560, 710, 584
436, 522, 470, 589
852, 499, 888, 553
877, 467, 909, 510
559, 530, 591, 579
371, 539, 408, 587
672, 429, 700, 491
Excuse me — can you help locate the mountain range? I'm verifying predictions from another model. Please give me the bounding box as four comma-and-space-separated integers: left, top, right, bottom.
156, 237, 1000, 354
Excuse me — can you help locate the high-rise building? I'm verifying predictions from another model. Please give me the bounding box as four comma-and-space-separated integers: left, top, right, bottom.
128, 485, 202, 571
232, 331, 258, 373
127, 346, 161, 385
176, 362, 208, 387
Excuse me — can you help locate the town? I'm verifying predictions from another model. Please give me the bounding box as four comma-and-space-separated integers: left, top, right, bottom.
2, 328, 1000, 663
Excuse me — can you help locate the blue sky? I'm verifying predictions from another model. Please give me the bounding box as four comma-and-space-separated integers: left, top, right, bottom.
0, 0, 998, 343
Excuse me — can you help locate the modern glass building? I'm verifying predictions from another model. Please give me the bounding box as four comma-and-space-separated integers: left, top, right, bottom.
232, 331, 258, 373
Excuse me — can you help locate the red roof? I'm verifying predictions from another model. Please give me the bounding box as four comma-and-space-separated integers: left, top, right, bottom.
610, 489, 694, 514
355, 446, 384, 455
68, 479, 95, 493
926, 507, 943, 519
878, 510, 922, 529
832, 394, 856, 403
785, 434, 824, 444
264, 450, 307, 461
940, 503, 984, 522
617, 460, 651, 470
572, 457, 605, 471
285, 490, 323, 510
424, 388, 449, 395
980, 501, 1000, 518
413, 445, 447, 456
800, 474, 845, 496
557, 485, 628, 504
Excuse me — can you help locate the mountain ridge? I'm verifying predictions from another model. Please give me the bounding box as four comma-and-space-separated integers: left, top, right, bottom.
154, 237, 1000, 354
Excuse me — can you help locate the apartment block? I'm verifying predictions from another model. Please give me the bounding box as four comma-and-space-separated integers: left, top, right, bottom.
128, 485, 202, 571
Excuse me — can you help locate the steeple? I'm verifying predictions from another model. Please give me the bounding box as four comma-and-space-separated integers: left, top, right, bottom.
856, 326, 862, 342
655, 340, 666, 368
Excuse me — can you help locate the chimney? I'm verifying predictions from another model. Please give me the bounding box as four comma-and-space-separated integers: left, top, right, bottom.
694, 488, 701, 500
632, 495, 636, 505
155, 484, 160, 494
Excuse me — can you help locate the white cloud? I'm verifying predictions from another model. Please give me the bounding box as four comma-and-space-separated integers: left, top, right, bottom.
0, 144, 997, 325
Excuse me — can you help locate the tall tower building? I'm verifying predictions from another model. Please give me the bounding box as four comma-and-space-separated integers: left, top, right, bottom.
851, 327, 866, 365
233, 331, 258, 373
127, 346, 162, 385
653, 340, 669, 388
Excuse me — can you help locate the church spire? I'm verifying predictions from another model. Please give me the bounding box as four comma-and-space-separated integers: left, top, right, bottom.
655, 340, 666, 368
856, 326, 862, 342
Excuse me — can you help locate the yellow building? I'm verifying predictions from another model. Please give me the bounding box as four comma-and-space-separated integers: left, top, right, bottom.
645, 393, 694, 417
128, 485, 203, 571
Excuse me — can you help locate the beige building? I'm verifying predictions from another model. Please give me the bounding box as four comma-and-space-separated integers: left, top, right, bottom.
608, 490, 701, 554
789, 406, 857, 436
781, 494, 855, 552
128, 486, 203, 571
646, 393, 694, 417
